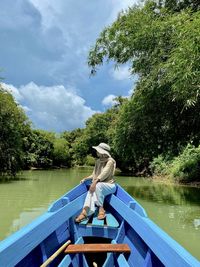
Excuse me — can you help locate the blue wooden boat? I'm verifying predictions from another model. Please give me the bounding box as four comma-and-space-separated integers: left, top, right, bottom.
0, 180, 199, 267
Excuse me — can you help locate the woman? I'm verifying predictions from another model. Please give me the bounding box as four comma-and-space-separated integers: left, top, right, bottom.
75, 143, 116, 223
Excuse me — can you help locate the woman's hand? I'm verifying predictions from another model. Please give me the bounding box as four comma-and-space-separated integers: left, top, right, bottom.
89, 182, 96, 193
80, 178, 86, 184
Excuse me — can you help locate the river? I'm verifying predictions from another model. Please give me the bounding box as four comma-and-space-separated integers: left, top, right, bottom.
0, 168, 199, 260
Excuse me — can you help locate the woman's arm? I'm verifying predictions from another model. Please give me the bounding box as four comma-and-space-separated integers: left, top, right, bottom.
80, 167, 95, 183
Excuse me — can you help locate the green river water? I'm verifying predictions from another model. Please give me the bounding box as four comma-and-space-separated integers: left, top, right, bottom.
0, 168, 199, 260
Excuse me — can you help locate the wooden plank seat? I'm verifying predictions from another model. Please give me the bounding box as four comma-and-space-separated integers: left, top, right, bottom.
79, 211, 119, 228
64, 243, 131, 254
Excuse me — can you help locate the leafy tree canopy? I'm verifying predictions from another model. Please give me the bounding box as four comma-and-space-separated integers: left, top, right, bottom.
88, 1, 200, 107
0, 86, 30, 176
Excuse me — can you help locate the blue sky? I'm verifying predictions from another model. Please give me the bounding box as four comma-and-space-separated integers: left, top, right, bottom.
0, 0, 137, 131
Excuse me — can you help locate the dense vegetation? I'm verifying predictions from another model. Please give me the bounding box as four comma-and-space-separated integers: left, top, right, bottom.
87, 0, 200, 182
0, 86, 73, 177
0, 0, 200, 183
0, 87, 30, 176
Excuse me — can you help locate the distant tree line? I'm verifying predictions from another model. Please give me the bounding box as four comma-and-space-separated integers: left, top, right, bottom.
0, 0, 200, 183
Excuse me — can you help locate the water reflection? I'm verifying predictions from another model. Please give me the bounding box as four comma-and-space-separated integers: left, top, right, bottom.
194, 219, 200, 229
117, 176, 200, 260
123, 183, 200, 205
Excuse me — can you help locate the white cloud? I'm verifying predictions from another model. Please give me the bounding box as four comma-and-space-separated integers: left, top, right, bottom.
110, 66, 131, 81
102, 94, 117, 106
0, 0, 138, 117
3, 82, 97, 132
2, 83, 23, 102
108, 0, 138, 23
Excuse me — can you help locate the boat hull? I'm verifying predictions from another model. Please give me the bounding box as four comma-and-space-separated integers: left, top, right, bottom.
0, 181, 199, 267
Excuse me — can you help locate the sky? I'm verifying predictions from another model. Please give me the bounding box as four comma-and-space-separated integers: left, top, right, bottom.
0, 0, 138, 132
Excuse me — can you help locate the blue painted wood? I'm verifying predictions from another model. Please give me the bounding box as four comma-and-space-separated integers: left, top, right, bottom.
79, 217, 90, 225
117, 254, 130, 267
114, 221, 125, 243
0, 192, 87, 267
143, 249, 153, 267
129, 200, 147, 218
102, 239, 118, 267
64, 183, 87, 201
15, 245, 43, 267
48, 196, 69, 212
72, 237, 89, 267
40, 229, 69, 267
48, 197, 70, 212
102, 253, 114, 267
106, 212, 119, 228
92, 210, 104, 227
82, 255, 89, 267
40, 242, 48, 264
84, 178, 92, 186
79, 219, 89, 225
76, 224, 118, 239
62, 196, 70, 205
108, 192, 200, 267
58, 237, 84, 267
57, 254, 71, 267
0, 183, 199, 267
48, 198, 65, 212
56, 222, 70, 244
124, 226, 148, 267
114, 185, 133, 205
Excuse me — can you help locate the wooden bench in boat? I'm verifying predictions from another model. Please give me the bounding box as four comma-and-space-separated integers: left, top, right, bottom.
64, 243, 131, 254
79, 211, 119, 228
41, 240, 131, 267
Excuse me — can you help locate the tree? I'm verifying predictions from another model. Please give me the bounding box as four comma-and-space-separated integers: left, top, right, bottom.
0, 86, 30, 176
88, 2, 200, 107
52, 138, 71, 167
72, 107, 119, 165
23, 130, 54, 169
88, 1, 200, 172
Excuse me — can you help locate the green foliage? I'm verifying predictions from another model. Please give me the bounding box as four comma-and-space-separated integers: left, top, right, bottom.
52, 138, 71, 167
169, 144, 200, 182
23, 130, 73, 169
62, 128, 84, 145
23, 130, 54, 168
150, 145, 200, 182
1, 0, 200, 184
0, 86, 30, 176
85, 155, 95, 166
72, 108, 119, 164
88, 0, 200, 176
89, 2, 200, 108
150, 155, 171, 176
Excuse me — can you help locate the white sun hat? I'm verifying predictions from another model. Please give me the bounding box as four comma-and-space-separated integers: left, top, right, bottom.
92, 143, 111, 157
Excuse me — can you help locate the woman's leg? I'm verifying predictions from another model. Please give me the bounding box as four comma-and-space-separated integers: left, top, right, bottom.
95, 183, 116, 219
95, 182, 116, 206
76, 183, 116, 222
75, 191, 91, 222
83, 191, 92, 209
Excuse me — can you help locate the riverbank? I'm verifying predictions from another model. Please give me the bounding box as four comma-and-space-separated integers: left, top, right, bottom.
1, 164, 200, 189
151, 175, 200, 188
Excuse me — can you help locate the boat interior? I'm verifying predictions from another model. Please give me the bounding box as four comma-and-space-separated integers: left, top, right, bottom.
12, 181, 165, 267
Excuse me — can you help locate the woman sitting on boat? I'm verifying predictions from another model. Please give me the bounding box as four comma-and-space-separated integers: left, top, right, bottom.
75, 143, 116, 223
